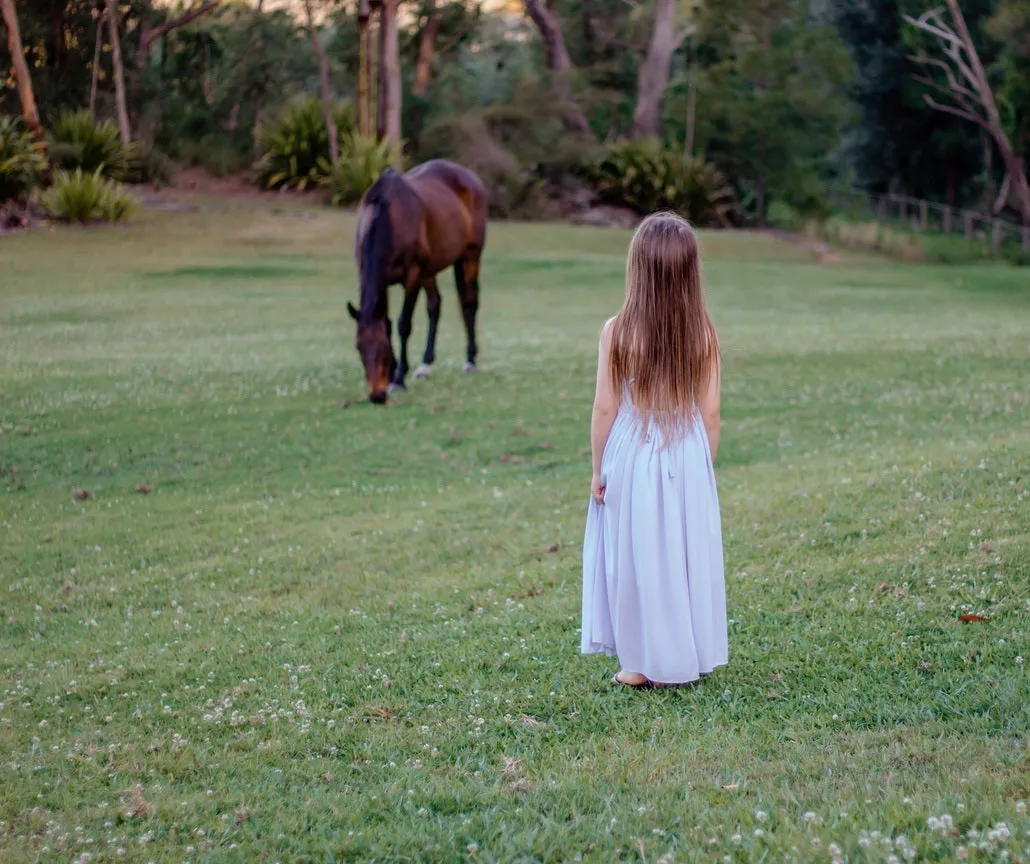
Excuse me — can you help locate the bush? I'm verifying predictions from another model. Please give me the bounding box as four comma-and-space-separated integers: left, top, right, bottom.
327, 135, 402, 207
0, 116, 47, 203
588, 140, 737, 226
47, 110, 129, 179
420, 112, 548, 219
41, 169, 139, 224
255, 98, 357, 190
172, 135, 251, 178
123, 142, 178, 188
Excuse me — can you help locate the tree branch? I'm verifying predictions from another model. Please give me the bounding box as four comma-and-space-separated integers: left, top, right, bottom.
141, 0, 221, 53
908, 54, 978, 102
673, 23, 696, 46
922, 94, 989, 130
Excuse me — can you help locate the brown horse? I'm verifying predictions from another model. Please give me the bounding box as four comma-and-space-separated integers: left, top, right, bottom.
347, 159, 487, 404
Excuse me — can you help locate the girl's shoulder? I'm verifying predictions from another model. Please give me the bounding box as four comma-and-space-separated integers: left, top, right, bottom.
600, 315, 618, 341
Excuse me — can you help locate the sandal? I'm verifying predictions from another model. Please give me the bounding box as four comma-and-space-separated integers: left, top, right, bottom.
610, 671, 655, 690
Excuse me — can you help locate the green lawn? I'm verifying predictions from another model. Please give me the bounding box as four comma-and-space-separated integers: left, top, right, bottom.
1, 205, 1028, 863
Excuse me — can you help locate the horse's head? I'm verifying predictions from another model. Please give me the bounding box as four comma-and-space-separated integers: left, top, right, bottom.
347, 303, 396, 404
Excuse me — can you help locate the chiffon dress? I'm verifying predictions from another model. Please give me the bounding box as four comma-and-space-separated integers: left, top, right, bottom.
581, 396, 727, 684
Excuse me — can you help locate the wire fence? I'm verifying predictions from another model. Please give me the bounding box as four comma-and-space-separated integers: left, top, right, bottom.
830, 187, 1030, 257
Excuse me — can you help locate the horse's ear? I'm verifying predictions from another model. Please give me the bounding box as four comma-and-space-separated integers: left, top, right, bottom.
347, 302, 359, 321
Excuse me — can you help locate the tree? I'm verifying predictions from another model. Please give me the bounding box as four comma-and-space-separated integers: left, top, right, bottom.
631, 0, 695, 138
106, 0, 131, 146
379, 0, 402, 144
137, 1, 222, 68
304, 0, 339, 163
1, 0, 41, 135
906, 0, 1030, 224
673, 0, 854, 219
358, 0, 372, 136
413, 0, 441, 97
523, 0, 592, 135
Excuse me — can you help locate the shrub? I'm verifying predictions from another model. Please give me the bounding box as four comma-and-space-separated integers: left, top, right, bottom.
588, 140, 737, 226
123, 142, 178, 188
0, 116, 47, 203
327, 135, 402, 207
420, 113, 548, 219
173, 135, 251, 178
41, 169, 139, 224
255, 98, 357, 190
47, 110, 129, 179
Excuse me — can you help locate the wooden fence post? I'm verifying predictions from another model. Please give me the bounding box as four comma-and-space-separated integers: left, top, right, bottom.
992, 220, 1002, 255
919, 200, 928, 232
964, 211, 973, 242
943, 205, 952, 234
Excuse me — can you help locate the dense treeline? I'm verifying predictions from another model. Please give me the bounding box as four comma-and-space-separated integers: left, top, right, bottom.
2, 0, 1028, 224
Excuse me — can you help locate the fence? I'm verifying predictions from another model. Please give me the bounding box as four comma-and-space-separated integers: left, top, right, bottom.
830, 187, 1030, 258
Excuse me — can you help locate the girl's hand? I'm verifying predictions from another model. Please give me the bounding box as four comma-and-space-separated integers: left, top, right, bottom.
591, 473, 606, 505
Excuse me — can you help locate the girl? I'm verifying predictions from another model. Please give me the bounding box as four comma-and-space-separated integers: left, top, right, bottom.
581, 212, 727, 689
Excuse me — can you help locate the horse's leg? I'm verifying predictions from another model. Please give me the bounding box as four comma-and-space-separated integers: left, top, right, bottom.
391, 284, 420, 392
454, 254, 481, 372
414, 276, 440, 380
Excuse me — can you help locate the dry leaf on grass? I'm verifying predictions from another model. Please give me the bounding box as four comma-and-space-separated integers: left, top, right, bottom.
72, 489, 93, 502
959, 614, 989, 623
129, 785, 153, 819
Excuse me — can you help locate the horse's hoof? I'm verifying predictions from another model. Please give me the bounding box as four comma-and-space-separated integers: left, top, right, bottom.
413, 363, 433, 381
462, 362, 477, 374
387, 382, 406, 394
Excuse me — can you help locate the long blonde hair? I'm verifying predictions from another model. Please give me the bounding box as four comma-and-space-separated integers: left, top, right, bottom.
609, 212, 718, 439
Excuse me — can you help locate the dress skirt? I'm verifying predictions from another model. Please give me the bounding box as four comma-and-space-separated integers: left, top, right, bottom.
581, 404, 728, 684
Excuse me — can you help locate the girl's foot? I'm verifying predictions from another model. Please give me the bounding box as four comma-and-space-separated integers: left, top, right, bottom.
611, 670, 654, 689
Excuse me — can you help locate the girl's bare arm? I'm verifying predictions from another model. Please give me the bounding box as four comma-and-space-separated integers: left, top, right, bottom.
700, 354, 721, 461
590, 321, 618, 499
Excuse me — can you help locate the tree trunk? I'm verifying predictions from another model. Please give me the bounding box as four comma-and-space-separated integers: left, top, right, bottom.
106, 0, 132, 146
376, 5, 386, 139
358, 0, 372, 137
1001, 152, 1030, 225
632, 0, 691, 138
1, 0, 41, 135
304, 0, 339, 164
523, 0, 591, 136
380, 0, 402, 146
684, 36, 696, 160
89, 17, 103, 114
412, 0, 440, 98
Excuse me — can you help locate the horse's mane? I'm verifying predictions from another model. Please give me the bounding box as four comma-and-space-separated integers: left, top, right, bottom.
356, 170, 402, 325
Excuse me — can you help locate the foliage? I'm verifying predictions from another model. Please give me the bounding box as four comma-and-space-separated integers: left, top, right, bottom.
0, 116, 47, 203
123, 142, 178, 188
47, 110, 130, 180
255, 99, 358, 191
589, 139, 736, 225
40, 169, 139, 224
2, 210, 1030, 860
327, 136, 403, 207
666, 0, 854, 223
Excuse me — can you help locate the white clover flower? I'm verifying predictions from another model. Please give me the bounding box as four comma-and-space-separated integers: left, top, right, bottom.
755, 810, 768, 822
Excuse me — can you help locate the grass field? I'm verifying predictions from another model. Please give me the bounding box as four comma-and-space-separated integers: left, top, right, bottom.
1, 204, 1029, 863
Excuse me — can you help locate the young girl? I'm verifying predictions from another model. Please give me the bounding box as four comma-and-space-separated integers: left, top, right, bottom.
581, 212, 726, 689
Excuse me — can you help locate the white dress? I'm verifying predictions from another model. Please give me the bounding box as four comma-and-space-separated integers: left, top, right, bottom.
581, 397, 728, 684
